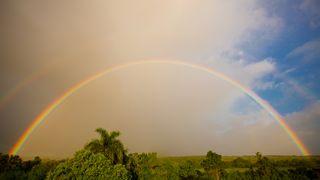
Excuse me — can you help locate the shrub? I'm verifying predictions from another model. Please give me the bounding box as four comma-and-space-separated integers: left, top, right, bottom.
47, 150, 130, 180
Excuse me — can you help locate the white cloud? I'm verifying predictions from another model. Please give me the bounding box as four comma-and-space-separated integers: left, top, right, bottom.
203, 53, 276, 90
244, 59, 275, 79
286, 39, 320, 62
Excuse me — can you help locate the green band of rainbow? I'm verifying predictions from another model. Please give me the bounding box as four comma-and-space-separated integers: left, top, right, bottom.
9, 60, 311, 155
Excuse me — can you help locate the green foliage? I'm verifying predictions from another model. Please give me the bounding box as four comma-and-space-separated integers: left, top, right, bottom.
0, 153, 23, 173
0, 169, 27, 180
159, 156, 203, 169
273, 157, 319, 168
0, 153, 41, 180
178, 160, 200, 179
222, 171, 251, 180
248, 152, 284, 178
156, 160, 179, 180
126, 153, 181, 180
85, 128, 127, 165
228, 157, 252, 168
201, 151, 223, 171
126, 152, 158, 180
23, 157, 41, 172
287, 167, 319, 179
201, 150, 223, 179
47, 149, 129, 180
28, 160, 60, 180
1, 128, 320, 179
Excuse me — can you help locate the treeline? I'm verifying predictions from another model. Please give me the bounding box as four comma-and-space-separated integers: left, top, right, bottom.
0, 153, 60, 179
0, 128, 319, 179
223, 156, 320, 169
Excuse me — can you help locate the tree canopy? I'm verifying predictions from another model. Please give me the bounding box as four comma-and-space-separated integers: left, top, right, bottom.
47, 150, 129, 180
85, 128, 127, 165
1, 128, 319, 179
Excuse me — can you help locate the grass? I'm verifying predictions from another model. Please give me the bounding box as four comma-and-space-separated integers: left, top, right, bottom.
160, 155, 320, 162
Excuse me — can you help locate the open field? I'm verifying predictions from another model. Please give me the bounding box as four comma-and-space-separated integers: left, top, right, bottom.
160, 155, 320, 164
162, 154, 320, 159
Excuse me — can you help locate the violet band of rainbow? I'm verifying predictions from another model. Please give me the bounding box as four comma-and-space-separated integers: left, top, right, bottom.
9, 60, 311, 156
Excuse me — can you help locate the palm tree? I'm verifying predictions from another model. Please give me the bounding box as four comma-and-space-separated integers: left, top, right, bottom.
85, 128, 127, 164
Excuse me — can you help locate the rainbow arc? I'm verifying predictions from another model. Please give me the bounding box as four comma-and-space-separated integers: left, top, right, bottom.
9, 60, 311, 156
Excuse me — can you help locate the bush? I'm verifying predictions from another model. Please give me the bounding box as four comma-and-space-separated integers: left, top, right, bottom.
230, 157, 252, 168
28, 160, 59, 180
47, 150, 130, 180
178, 160, 199, 179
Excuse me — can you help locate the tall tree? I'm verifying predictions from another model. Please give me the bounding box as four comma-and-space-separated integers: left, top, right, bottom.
201, 150, 223, 180
85, 128, 127, 165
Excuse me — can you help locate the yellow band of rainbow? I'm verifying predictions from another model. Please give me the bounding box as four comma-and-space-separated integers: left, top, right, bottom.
9, 60, 311, 155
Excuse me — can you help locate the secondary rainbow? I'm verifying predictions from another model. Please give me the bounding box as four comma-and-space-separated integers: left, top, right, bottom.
9, 60, 311, 156
0, 62, 57, 111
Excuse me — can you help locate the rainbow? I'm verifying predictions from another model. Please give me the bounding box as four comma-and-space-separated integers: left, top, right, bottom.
0, 62, 57, 111
9, 60, 311, 155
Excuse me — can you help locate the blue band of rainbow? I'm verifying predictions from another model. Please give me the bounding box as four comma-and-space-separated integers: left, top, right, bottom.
9, 60, 310, 156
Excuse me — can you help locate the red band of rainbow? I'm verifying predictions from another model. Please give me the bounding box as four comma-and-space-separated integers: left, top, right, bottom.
9, 60, 311, 155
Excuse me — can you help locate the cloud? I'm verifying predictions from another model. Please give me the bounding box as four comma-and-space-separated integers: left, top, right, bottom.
0, 0, 284, 66
286, 102, 320, 154
202, 50, 276, 90
299, 0, 320, 28
18, 59, 288, 157
286, 39, 320, 62
243, 58, 276, 89
245, 59, 275, 76
0, 0, 294, 157
280, 39, 320, 103
216, 109, 300, 155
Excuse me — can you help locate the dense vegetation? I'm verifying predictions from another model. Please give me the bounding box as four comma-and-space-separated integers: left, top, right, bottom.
1, 128, 319, 179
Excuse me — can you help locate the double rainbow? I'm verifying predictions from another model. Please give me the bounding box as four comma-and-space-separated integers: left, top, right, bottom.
9, 60, 311, 155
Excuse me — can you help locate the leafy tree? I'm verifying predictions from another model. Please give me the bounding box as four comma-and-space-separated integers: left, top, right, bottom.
0, 153, 10, 173
85, 128, 127, 165
230, 157, 251, 168
0, 153, 28, 180
126, 153, 158, 180
254, 152, 277, 176
178, 160, 199, 179
288, 167, 319, 179
247, 152, 288, 179
28, 160, 60, 180
47, 150, 129, 180
0, 153, 23, 172
223, 171, 251, 180
201, 150, 223, 179
0, 170, 27, 180
156, 160, 179, 180
23, 156, 41, 172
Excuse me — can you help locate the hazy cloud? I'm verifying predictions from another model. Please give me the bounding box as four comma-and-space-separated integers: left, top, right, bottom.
287, 39, 320, 62
299, 0, 320, 28
286, 102, 320, 154
0, 0, 307, 157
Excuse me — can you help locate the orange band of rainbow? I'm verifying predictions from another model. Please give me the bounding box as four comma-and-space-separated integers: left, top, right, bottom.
9, 60, 311, 155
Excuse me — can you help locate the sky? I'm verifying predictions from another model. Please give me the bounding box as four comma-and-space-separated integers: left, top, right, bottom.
0, 0, 319, 157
